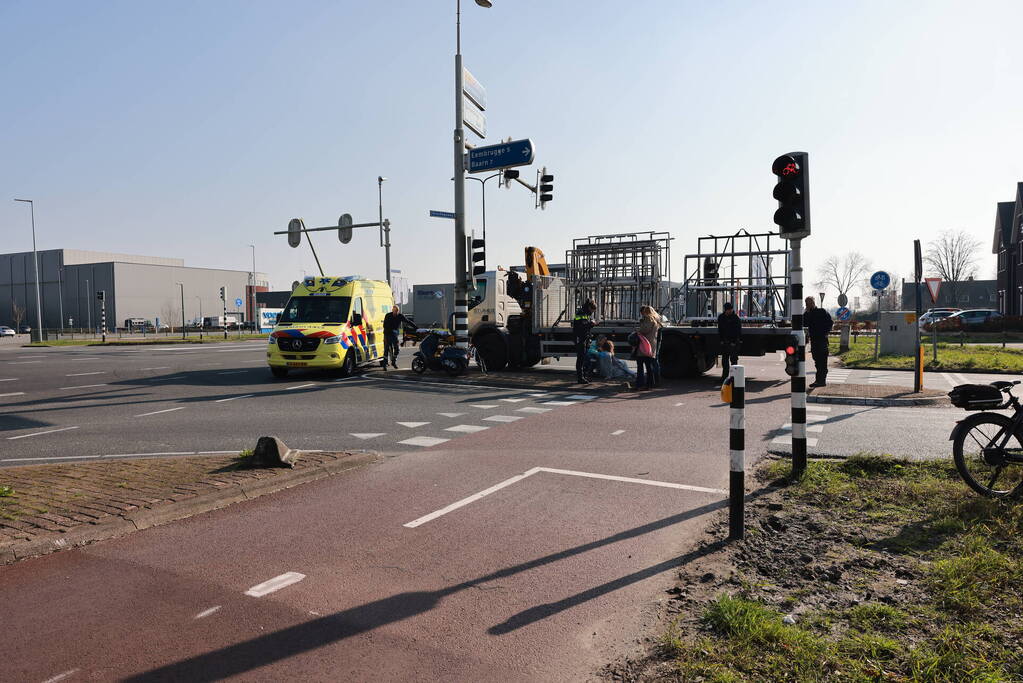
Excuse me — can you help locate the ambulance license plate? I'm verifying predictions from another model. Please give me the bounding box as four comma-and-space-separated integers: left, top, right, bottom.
286, 362, 308, 367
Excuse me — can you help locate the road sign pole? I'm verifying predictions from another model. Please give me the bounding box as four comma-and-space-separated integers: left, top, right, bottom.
789, 239, 807, 479
453, 48, 469, 349
914, 239, 923, 392
223, 289, 228, 340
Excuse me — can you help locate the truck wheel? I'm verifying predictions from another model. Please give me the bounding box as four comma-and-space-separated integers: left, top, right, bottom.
473, 331, 508, 371
270, 366, 288, 379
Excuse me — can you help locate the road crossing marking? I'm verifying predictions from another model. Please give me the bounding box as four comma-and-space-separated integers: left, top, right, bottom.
350, 433, 386, 440
135, 407, 185, 417
445, 424, 490, 433
403, 466, 726, 528
806, 405, 832, 412
396, 421, 430, 428
541, 400, 578, 406
483, 415, 523, 423
244, 572, 306, 597
566, 394, 597, 400
781, 423, 825, 433
674, 402, 685, 406
517, 406, 552, 413
437, 412, 465, 418
770, 435, 820, 446
611, 429, 625, 435
214, 394, 254, 402
499, 398, 527, 403
398, 436, 450, 447
7, 426, 79, 440
469, 404, 498, 409
194, 606, 222, 619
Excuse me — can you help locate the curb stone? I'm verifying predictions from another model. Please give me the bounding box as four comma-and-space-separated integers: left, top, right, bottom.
3, 451, 379, 565
809, 395, 949, 407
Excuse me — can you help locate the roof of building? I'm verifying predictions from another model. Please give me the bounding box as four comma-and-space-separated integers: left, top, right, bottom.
994, 201, 1016, 253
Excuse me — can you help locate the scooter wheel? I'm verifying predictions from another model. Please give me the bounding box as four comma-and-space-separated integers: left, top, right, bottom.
411, 356, 427, 374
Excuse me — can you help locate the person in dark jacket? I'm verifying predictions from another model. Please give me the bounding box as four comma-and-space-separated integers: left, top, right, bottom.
717, 302, 742, 382
573, 300, 597, 383
804, 296, 833, 387
382, 306, 415, 369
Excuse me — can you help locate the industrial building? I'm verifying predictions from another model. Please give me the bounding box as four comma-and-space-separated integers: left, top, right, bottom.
0, 248, 267, 331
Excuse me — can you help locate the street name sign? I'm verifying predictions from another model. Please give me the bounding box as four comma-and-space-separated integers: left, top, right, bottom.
429, 210, 456, 219
925, 277, 942, 303
466, 138, 534, 173
462, 67, 486, 110
836, 306, 852, 321
870, 270, 891, 290
463, 96, 486, 139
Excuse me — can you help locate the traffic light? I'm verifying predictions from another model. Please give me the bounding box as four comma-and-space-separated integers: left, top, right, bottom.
219, 287, 226, 301
96, 290, 105, 302
502, 168, 520, 188
771, 152, 810, 239
471, 235, 486, 287
784, 345, 799, 377
703, 258, 719, 285
538, 167, 554, 209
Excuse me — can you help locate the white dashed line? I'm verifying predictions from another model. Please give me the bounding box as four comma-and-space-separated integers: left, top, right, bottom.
469, 404, 498, 409
135, 407, 185, 417
517, 406, 552, 413
66, 371, 105, 377
8, 426, 79, 440
483, 415, 523, 423
437, 412, 465, 417
0, 392, 25, 398
541, 400, 577, 406
396, 421, 430, 428
285, 383, 317, 390
194, 606, 222, 619
58, 383, 108, 390
350, 433, 386, 440
674, 402, 685, 406
445, 424, 490, 433
7, 360, 41, 365
499, 398, 527, 403
42, 669, 80, 683
611, 429, 625, 435
214, 394, 254, 402
141, 366, 170, 370
244, 572, 306, 597
0, 378, 18, 382
398, 436, 450, 447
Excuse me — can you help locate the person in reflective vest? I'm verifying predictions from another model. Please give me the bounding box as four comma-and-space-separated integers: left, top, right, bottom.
573, 300, 597, 384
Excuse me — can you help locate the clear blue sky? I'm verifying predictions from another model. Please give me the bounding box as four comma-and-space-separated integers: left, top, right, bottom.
3, 0, 1022, 302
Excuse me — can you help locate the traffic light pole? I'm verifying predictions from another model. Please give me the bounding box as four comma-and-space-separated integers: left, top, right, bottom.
452, 10, 469, 350
100, 296, 107, 344
222, 288, 228, 340
789, 239, 807, 478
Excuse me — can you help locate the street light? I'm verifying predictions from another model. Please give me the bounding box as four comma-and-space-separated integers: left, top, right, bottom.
464, 171, 501, 243
196, 296, 203, 340
248, 244, 255, 328
13, 199, 43, 342
453, 0, 492, 350
176, 282, 185, 339
378, 176, 391, 286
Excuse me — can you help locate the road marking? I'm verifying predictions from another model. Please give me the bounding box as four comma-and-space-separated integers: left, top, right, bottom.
0, 392, 25, 398
565, 394, 596, 400
780, 423, 825, 433
499, 397, 527, 403
611, 429, 625, 435
66, 371, 105, 377
483, 415, 523, 423
350, 433, 385, 440
141, 366, 171, 370
214, 394, 254, 402
2, 450, 238, 463
541, 400, 577, 406
7, 426, 79, 440
952, 373, 969, 385
0, 378, 18, 382
58, 383, 108, 390
805, 405, 832, 412
285, 383, 317, 390
366, 375, 529, 393
8, 360, 41, 364
674, 402, 685, 406
398, 436, 450, 447
244, 572, 306, 597
517, 406, 552, 413
396, 421, 430, 428
445, 424, 490, 433
135, 407, 185, 417
437, 412, 465, 417
42, 669, 80, 683
469, 404, 498, 409
217, 370, 247, 375
528, 393, 549, 397
404, 466, 726, 528
194, 606, 222, 619
770, 435, 820, 446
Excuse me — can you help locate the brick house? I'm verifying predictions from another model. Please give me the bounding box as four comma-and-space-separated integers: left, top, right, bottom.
994, 183, 1023, 314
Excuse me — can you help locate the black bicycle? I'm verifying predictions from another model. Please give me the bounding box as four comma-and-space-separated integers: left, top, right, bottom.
949, 381, 1023, 498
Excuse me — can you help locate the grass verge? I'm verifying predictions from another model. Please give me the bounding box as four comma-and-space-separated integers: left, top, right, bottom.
619, 455, 1023, 681
25, 334, 266, 347
833, 336, 1023, 373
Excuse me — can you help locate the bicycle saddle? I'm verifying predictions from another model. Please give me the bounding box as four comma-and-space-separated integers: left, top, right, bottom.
990, 380, 1021, 391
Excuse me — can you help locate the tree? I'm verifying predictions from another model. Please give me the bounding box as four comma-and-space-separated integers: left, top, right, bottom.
925, 229, 981, 305
11, 301, 25, 329
815, 252, 872, 302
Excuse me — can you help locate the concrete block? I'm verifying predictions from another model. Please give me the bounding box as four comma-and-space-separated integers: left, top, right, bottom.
252, 436, 299, 469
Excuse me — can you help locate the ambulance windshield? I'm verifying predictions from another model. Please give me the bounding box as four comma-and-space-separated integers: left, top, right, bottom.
279, 296, 351, 324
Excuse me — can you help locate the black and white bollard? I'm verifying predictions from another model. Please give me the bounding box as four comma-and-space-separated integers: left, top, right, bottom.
729, 364, 745, 540
789, 239, 807, 478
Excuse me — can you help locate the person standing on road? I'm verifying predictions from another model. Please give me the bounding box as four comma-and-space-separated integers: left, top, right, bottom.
573, 299, 598, 384
635, 305, 662, 390
804, 296, 833, 387
717, 302, 742, 383
382, 305, 414, 370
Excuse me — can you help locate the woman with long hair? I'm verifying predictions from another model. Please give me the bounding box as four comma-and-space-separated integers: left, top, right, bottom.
636, 305, 662, 390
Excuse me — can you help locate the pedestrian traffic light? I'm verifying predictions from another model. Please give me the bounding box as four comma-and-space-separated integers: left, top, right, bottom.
784, 345, 799, 377
704, 258, 719, 285
96, 290, 105, 302
771, 152, 810, 239
471, 236, 486, 285
538, 167, 554, 209
219, 287, 226, 301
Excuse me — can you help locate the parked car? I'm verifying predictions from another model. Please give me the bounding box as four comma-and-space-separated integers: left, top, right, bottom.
920, 310, 956, 329
935, 309, 1002, 331
17, 325, 31, 334
0, 326, 15, 337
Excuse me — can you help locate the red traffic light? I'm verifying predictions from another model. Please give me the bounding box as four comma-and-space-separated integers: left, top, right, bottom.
772, 155, 801, 177
786, 346, 796, 355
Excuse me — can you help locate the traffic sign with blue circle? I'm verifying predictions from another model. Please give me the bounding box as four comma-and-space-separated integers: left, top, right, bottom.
870, 271, 891, 290
235, 298, 243, 307
836, 307, 852, 321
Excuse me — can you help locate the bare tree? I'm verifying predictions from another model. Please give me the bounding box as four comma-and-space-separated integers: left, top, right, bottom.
815, 252, 872, 301
925, 229, 981, 305
11, 301, 25, 329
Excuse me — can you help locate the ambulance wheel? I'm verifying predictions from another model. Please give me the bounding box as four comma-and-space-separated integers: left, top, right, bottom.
411, 356, 427, 374
342, 352, 357, 377
270, 366, 288, 379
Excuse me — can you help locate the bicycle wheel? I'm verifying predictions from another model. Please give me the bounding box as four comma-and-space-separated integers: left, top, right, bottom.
474, 348, 487, 375
952, 412, 1023, 498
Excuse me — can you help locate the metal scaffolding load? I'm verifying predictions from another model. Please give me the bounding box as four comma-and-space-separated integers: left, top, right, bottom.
564, 232, 674, 323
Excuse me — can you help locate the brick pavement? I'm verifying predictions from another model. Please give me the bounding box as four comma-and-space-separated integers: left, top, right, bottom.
0, 450, 376, 564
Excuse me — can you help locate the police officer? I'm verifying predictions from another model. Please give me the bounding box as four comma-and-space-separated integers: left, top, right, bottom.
804, 296, 834, 387
717, 301, 741, 382
573, 299, 597, 384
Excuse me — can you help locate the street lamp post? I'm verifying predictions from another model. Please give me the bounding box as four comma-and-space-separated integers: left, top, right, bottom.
465, 171, 501, 244
378, 176, 391, 286
248, 244, 256, 329
176, 283, 185, 339
13, 199, 43, 342
196, 296, 203, 340
452, 0, 492, 350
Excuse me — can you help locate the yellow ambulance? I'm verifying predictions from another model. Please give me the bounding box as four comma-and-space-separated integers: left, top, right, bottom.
267, 275, 394, 378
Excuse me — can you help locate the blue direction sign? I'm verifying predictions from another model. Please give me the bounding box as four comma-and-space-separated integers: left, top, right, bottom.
429, 210, 456, 219
870, 270, 891, 290
235, 297, 243, 307
836, 306, 852, 321
466, 138, 534, 174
